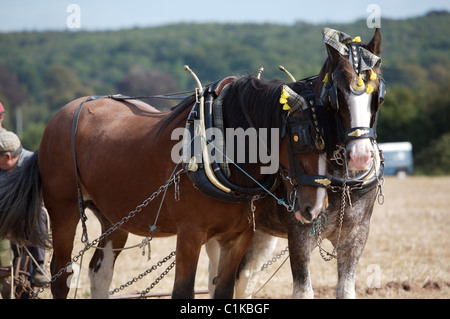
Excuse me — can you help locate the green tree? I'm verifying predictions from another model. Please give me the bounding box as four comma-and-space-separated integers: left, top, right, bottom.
44, 63, 94, 111
377, 86, 423, 145
415, 133, 450, 175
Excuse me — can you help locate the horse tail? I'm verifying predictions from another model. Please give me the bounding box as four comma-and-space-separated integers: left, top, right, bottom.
0, 151, 50, 248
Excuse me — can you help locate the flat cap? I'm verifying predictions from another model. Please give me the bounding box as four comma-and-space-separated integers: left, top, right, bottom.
0, 131, 21, 153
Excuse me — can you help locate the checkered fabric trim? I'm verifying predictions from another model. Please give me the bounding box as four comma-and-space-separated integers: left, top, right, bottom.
322, 27, 381, 71
212, 83, 231, 177
282, 85, 309, 112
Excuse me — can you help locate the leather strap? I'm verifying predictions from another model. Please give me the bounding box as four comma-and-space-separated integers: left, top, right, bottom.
71, 95, 107, 243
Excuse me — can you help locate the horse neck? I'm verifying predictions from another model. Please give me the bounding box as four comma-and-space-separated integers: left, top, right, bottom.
222, 78, 283, 185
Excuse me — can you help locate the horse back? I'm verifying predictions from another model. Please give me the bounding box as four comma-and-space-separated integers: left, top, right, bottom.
38, 96, 168, 205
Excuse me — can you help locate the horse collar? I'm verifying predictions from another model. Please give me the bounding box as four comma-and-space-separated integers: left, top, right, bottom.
182, 78, 279, 203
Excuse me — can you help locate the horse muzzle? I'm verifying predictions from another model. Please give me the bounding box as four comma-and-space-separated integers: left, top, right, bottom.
294, 186, 328, 224
347, 138, 374, 171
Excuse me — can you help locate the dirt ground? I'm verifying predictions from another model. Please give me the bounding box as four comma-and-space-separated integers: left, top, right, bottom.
37, 176, 449, 299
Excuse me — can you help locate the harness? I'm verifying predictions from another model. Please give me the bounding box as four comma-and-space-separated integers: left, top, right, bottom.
316, 70, 386, 192
182, 77, 279, 203
182, 71, 331, 204
70, 92, 193, 244
319, 70, 385, 145
280, 85, 329, 187
320, 33, 386, 146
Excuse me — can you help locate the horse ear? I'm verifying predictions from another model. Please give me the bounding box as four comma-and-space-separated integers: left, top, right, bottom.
367, 28, 382, 56
325, 43, 345, 64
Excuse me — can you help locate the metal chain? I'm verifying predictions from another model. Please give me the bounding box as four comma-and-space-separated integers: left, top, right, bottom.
31, 174, 178, 299
313, 143, 386, 261
330, 145, 346, 166
109, 250, 176, 296
248, 195, 260, 232
138, 257, 176, 298
260, 246, 290, 271
315, 178, 347, 261
314, 150, 349, 262
375, 147, 386, 205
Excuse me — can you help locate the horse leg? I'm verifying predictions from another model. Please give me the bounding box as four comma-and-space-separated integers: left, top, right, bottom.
288, 225, 315, 299
335, 221, 370, 299
213, 228, 255, 299
172, 229, 203, 299
88, 206, 129, 299
204, 238, 220, 297
234, 231, 278, 299
48, 201, 80, 299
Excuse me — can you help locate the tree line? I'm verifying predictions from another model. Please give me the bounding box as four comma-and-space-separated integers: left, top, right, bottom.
0, 11, 448, 174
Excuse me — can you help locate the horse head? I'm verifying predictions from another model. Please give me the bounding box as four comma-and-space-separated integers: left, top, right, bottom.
221, 76, 330, 223
277, 84, 330, 223
317, 28, 385, 172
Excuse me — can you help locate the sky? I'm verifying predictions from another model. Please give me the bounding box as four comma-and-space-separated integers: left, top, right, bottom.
0, 0, 449, 32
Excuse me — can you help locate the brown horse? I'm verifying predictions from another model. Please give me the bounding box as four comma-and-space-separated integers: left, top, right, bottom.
0, 74, 330, 298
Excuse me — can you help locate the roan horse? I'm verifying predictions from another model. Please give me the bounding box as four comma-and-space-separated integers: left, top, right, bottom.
207, 28, 386, 298
0, 68, 332, 298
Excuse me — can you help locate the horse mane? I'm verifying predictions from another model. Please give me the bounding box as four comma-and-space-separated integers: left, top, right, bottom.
221, 75, 285, 130
221, 75, 334, 185
156, 74, 333, 185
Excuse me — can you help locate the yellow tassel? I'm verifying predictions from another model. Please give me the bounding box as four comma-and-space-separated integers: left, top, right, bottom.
352, 36, 361, 43
283, 103, 291, 111
280, 87, 291, 110
357, 76, 364, 87
370, 69, 377, 81
323, 73, 329, 83
280, 87, 289, 99
366, 84, 374, 94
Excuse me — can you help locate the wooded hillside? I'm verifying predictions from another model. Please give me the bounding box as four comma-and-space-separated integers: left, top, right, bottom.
0, 11, 448, 174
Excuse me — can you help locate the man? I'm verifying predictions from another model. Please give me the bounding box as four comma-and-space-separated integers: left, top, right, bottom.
0, 107, 12, 298
0, 131, 34, 174
0, 131, 48, 296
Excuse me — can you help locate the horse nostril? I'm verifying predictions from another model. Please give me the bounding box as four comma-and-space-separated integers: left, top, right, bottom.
302, 205, 313, 222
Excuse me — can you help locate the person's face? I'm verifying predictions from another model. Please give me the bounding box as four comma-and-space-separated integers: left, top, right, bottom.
0, 152, 17, 172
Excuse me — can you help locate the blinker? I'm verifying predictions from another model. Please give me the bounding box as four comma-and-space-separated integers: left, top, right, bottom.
289, 117, 313, 154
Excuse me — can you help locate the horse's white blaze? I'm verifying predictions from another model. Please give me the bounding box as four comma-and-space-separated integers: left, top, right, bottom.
345, 92, 374, 171
347, 92, 372, 128
294, 154, 327, 223
309, 154, 327, 219
89, 241, 115, 299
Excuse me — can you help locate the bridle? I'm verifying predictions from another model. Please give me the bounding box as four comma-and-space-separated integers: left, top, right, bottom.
279, 84, 331, 189
319, 69, 386, 146
319, 33, 386, 147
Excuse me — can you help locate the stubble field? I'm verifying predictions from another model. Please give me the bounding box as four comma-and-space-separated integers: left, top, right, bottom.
39, 176, 450, 299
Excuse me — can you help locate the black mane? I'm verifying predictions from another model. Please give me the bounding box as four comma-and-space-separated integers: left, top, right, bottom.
221, 75, 285, 130
223, 75, 333, 156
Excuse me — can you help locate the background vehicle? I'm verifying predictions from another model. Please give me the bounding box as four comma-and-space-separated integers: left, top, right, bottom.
379, 142, 414, 178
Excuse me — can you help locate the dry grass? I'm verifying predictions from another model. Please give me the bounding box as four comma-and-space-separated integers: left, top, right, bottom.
38, 176, 450, 299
